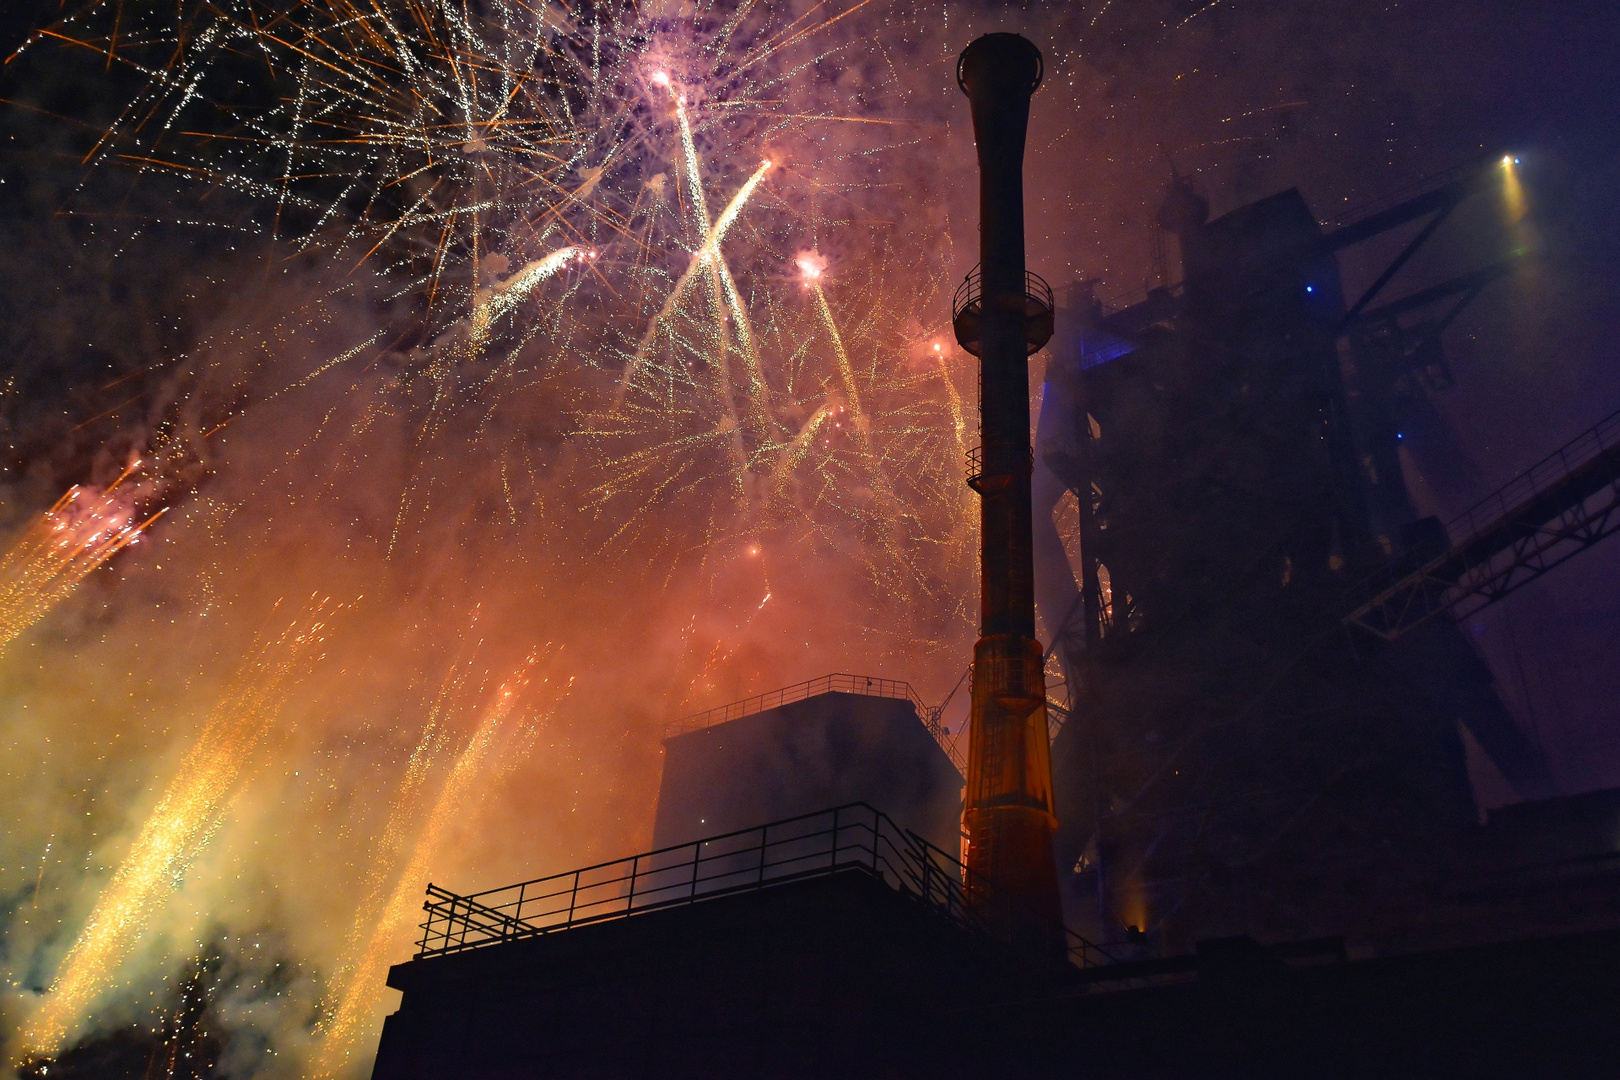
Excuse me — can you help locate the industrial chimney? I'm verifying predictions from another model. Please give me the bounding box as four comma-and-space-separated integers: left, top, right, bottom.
951, 33, 1062, 948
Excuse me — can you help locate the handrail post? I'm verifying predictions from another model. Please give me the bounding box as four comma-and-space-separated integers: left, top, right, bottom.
626, 854, 638, 912
758, 823, 769, 884
870, 807, 880, 873
690, 839, 701, 898
568, 869, 580, 926
830, 805, 840, 869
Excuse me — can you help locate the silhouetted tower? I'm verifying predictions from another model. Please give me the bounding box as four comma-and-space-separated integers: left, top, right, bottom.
951, 33, 1062, 941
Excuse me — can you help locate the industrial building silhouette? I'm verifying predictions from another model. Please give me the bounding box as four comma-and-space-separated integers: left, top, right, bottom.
368, 34, 1620, 1079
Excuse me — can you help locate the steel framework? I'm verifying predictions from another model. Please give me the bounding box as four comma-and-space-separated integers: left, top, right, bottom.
1345, 404, 1620, 640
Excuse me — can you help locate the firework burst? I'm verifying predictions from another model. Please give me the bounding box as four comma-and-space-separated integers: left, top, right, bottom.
0, 468, 164, 656
20, 0, 972, 602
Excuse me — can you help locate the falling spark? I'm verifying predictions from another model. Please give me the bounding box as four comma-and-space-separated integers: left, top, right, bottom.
470, 246, 582, 351
18, 601, 339, 1062
313, 654, 543, 1078
770, 399, 838, 501
805, 268, 870, 441
618, 155, 774, 409
315, 662, 467, 1051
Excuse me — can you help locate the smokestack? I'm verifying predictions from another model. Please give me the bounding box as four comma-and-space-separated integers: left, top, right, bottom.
951, 33, 1063, 949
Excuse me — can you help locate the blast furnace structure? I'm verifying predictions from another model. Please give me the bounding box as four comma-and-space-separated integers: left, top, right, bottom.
1034, 161, 1620, 954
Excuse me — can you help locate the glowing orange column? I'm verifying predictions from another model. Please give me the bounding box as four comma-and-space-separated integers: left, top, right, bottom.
953, 33, 1063, 947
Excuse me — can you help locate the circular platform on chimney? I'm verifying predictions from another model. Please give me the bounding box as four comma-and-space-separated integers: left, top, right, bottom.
951, 266, 1055, 357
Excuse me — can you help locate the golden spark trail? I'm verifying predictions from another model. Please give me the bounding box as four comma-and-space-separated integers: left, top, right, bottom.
672, 89, 713, 236
618, 158, 773, 408
313, 656, 539, 1079
770, 400, 837, 503
18, 603, 338, 1062
805, 272, 913, 583
0, 483, 163, 657
933, 346, 978, 527
934, 348, 969, 457
809, 283, 870, 445
672, 88, 769, 406
317, 662, 468, 1046
470, 245, 583, 350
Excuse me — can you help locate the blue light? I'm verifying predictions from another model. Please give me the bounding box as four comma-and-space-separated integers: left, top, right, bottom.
1396, 433, 1404, 439
1305, 285, 1314, 293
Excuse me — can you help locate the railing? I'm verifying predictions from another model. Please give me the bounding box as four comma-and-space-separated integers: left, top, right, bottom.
1344, 404, 1620, 639
964, 444, 1033, 495
951, 266, 1055, 322
416, 802, 1118, 971
951, 264, 1055, 357
1447, 407, 1620, 546
663, 673, 961, 770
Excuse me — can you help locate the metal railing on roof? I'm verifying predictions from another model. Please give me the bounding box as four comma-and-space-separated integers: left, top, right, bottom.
415, 802, 1117, 971
663, 673, 962, 770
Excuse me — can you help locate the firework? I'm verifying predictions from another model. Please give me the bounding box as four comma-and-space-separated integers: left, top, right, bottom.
313, 652, 559, 1078
470, 246, 586, 353
20, 0, 971, 592
17, 601, 339, 1062
0, 470, 164, 656
7, 0, 983, 1070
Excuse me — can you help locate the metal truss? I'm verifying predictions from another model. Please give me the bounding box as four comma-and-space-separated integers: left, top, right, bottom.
1346, 406, 1620, 641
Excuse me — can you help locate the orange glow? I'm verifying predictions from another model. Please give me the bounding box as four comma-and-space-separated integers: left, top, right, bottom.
313, 656, 554, 1078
